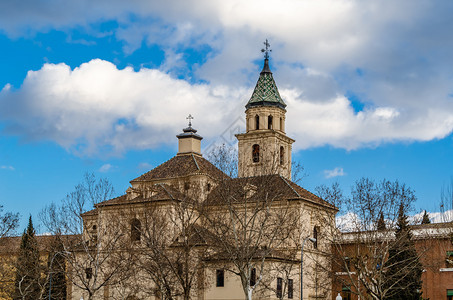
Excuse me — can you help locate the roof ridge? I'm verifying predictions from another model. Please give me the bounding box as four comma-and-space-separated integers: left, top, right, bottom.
192, 153, 200, 171
279, 175, 301, 198
157, 183, 175, 200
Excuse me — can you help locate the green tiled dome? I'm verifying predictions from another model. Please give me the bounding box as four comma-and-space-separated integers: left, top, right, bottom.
246, 59, 286, 110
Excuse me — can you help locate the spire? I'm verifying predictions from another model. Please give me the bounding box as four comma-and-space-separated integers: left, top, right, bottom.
260, 39, 272, 74
246, 40, 286, 110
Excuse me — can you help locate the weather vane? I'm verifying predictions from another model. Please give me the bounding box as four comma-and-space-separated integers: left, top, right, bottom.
261, 39, 271, 59
186, 114, 194, 127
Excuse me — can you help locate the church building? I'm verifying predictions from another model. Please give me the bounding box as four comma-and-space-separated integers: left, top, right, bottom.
72, 45, 338, 300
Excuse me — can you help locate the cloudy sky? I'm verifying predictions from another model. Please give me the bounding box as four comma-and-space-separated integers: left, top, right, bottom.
1, 0, 453, 230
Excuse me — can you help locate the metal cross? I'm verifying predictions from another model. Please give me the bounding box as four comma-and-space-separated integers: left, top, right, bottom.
186, 114, 194, 127
261, 39, 271, 59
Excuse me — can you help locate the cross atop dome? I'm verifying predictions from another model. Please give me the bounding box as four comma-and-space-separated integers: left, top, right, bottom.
186, 114, 194, 127
261, 39, 272, 60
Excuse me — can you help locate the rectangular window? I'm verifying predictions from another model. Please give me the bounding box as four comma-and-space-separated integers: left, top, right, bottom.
276, 277, 282, 298
288, 279, 293, 299
250, 268, 256, 287
448, 289, 453, 300
85, 267, 92, 280
216, 269, 224, 287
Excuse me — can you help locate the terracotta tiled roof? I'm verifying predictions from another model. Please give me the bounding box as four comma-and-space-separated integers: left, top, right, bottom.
131, 154, 227, 182
81, 208, 99, 217
96, 184, 186, 207
206, 174, 335, 209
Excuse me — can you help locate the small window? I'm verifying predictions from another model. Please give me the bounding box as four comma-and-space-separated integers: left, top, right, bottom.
280, 117, 283, 131
313, 226, 319, 249
342, 257, 351, 272
92, 225, 97, 230
252, 144, 260, 163
85, 267, 92, 280
288, 279, 293, 299
276, 277, 282, 298
255, 115, 260, 130
207, 183, 211, 192
268, 115, 273, 129
216, 269, 224, 287
446, 251, 453, 268
342, 286, 351, 300
280, 146, 284, 165
131, 219, 141, 242
184, 182, 190, 190
250, 268, 256, 287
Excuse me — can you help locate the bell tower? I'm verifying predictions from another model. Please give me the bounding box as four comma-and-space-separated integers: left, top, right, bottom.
236, 40, 295, 179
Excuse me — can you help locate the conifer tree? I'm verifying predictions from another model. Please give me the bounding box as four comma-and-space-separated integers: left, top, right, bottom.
421, 210, 431, 224
377, 212, 386, 230
45, 236, 67, 300
384, 204, 423, 299
14, 216, 42, 300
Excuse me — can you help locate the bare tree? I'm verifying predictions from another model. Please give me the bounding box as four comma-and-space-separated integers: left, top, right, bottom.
203, 174, 301, 300
132, 182, 211, 300
0, 205, 19, 239
0, 205, 19, 297
440, 177, 453, 223
40, 173, 134, 300
315, 178, 424, 300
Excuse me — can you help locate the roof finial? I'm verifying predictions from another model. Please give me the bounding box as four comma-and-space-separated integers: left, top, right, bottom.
261, 39, 271, 60
186, 114, 194, 127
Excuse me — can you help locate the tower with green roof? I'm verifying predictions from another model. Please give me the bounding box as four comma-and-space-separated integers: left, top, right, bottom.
236, 40, 295, 179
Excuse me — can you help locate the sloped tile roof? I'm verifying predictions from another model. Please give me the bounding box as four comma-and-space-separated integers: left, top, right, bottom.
206, 174, 335, 209
96, 184, 186, 207
131, 154, 227, 182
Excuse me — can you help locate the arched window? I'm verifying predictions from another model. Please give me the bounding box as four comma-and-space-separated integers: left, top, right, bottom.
313, 226, 319, 249
252, 144, 260, 163
268, 115, 273, 129
280, 146, 284, 165
255, 115, 260, 130
131, 218, 141, 242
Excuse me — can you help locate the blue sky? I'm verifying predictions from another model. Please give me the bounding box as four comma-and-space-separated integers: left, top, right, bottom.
1, 0, 453, 231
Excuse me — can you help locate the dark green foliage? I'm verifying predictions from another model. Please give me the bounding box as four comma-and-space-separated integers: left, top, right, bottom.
421, 210, 431, 224
14, 216, 42, 300
44, 236, 67, 300
377, 212, 386, 230
384, 205, 423, 299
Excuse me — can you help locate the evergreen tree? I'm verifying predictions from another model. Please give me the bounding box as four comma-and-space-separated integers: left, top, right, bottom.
377, 212, 386, 230
421, 210, 431, 224
45, 236, 67, 300
384, 204, 423, 299
14, 216, 42, 300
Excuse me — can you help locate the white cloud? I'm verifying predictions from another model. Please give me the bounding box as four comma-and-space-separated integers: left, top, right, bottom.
99, 163, 113, 173
1, 1, 453, 155
0, 165, 15, 171
324, 167, 346, 179
0, 59, 246, 157
336, 212, 361, 232
411, 210, 453, 224
2, 58, 453, 157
